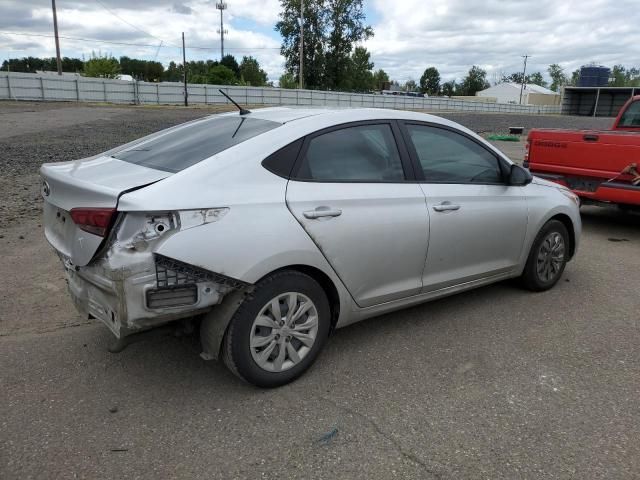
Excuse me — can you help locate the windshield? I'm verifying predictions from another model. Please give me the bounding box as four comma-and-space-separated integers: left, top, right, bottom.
112, 115, 280, 172
618, 101, 640, 128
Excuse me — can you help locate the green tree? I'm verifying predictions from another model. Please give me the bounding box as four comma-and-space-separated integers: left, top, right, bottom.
275, 0, 372, 90
221, 55, 240, 78
1, 56, 83, 73
276, 0, 327, 88
323, 0, 373, 90
348, 46, 374, 92
372, 69, 389, 91
441, 80, 456, 97
239, 56, 268, 86
119, 56, 164, 81
527, 72, 547, 88
501, 72, 547, 87
609, 65, 640, 87
404, 79, 417, 92
458, 66, 489, 96
548, 63, 567, 92
189, 64, 237, 85
83, 52, 120, 79
279, 72, 297, 88
162, 61, 183, 82
419, 67, 440, 95
569, 69, 580, 86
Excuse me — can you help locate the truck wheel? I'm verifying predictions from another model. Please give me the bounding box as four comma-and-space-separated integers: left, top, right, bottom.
521, 220, 569, 292
221, 270, 330, 388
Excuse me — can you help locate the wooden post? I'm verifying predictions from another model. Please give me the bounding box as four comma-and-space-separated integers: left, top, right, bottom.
40, 76, 45, 100
157, 83, 160, 104
182, 32, 188, 106
103, 81, 107, 102
75, 78, 80, 101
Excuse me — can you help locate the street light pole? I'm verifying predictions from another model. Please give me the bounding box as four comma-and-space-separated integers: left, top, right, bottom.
519, 54, 530, 105
216, 2, 228, 60
51, 0, 62, 75
299, 0, 303, 89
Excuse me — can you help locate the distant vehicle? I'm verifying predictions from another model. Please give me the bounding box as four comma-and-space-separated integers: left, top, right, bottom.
41, 107, 580, 387
381, 90, 426, 98
527, 95, 640, 208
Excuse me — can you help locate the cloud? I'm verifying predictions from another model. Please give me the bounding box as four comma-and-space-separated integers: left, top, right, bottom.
172, 3, 193, 15
366, 0, 640, 83
1, 0, 639, 85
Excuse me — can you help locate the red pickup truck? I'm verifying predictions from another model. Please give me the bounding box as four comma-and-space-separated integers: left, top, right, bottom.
526, 96, 640, 208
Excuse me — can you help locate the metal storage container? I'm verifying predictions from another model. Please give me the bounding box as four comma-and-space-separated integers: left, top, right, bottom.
578, 65, 611, 87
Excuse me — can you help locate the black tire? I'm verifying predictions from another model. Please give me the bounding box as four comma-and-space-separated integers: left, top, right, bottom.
221, 270, 331, 388
521, 220, 570, 292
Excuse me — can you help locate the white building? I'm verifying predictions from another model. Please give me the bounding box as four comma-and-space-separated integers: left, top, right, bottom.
477, 82, 559, 105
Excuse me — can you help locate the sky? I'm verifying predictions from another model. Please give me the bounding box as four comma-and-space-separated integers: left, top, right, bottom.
1, 0, 639, 85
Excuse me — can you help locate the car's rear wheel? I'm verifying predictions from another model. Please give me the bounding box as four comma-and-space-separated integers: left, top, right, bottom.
521, 220, 569, 291
222, 270, 330, 388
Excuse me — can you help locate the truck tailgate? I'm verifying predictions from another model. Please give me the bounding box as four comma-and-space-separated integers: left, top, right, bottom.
528, 129, 640, 178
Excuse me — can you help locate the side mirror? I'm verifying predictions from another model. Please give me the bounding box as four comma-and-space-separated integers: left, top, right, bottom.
508, 164, 533, 186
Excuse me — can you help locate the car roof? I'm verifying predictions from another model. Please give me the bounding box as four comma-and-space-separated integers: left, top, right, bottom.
220, 106, 454, 127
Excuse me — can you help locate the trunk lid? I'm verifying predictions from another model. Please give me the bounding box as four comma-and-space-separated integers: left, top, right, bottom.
41, 156, 170, 266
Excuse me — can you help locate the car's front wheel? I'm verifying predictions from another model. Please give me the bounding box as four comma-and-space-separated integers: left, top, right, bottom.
221, 270, 331, 388
521, 219, 570, 291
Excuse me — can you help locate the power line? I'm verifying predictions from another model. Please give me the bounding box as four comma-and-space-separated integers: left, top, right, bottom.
0, 31, 280, 52
93, 0, 173, 46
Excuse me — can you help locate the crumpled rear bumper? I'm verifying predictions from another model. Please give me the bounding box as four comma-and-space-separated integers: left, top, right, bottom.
59, 250, 241, 338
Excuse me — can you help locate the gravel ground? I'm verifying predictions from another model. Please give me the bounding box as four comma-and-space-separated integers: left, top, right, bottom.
1, 101, 637, 480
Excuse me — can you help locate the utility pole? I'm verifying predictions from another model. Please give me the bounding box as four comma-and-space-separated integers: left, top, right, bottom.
182, 32, 188, 106
299, 0, 304, 89
216, 2, 228, 60
51, 0, 62, 75
519, 54, 530, 105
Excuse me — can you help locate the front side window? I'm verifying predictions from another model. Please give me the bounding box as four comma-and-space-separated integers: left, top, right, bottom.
618, 101, 640, 127
406, 124, 503, 184
295, 124, 405, 182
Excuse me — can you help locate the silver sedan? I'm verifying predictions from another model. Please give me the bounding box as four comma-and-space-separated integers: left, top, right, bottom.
40, 107, 581, 387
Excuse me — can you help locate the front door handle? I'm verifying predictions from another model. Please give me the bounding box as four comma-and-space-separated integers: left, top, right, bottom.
583, 134, 599, 142
303, 207, 343, 219
432, 202, 461, 212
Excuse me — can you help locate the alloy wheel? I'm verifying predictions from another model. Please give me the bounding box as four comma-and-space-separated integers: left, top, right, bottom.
536, 232, 565, 282
249, 292, 319, 372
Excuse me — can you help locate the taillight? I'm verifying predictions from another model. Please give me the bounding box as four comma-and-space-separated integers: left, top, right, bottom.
523, 139, 530, 168
70, 208, 116, 237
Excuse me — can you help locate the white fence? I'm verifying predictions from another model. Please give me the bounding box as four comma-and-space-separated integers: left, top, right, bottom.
0, 72, 561, 115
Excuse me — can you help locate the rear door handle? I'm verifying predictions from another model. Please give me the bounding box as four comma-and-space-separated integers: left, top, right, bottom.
432, 202, 461, 212
583, 134, 599, 142
303, 207, 342, 219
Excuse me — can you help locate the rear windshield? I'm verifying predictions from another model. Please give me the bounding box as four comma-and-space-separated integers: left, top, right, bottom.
618, 101, 640, 128
112, 115, 280, 172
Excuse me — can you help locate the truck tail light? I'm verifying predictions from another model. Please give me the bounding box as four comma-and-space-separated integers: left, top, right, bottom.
523, 139, 530, 168
70, 208, 117, 237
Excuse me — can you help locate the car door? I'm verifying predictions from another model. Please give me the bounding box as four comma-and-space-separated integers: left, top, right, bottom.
401, 122, 529, 292
286, 121, 430, 308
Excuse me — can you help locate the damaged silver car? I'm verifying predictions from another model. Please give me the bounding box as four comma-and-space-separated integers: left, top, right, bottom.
41, 106, 581, 387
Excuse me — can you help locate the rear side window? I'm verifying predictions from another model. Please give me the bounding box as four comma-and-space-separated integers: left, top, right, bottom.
295, 124, 405, 182
112, 116, 279, 172
618, 101, 640, 127
406, 124, 503, 184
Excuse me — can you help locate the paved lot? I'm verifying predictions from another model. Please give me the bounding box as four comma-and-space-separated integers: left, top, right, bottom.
1, 101, 637, 479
